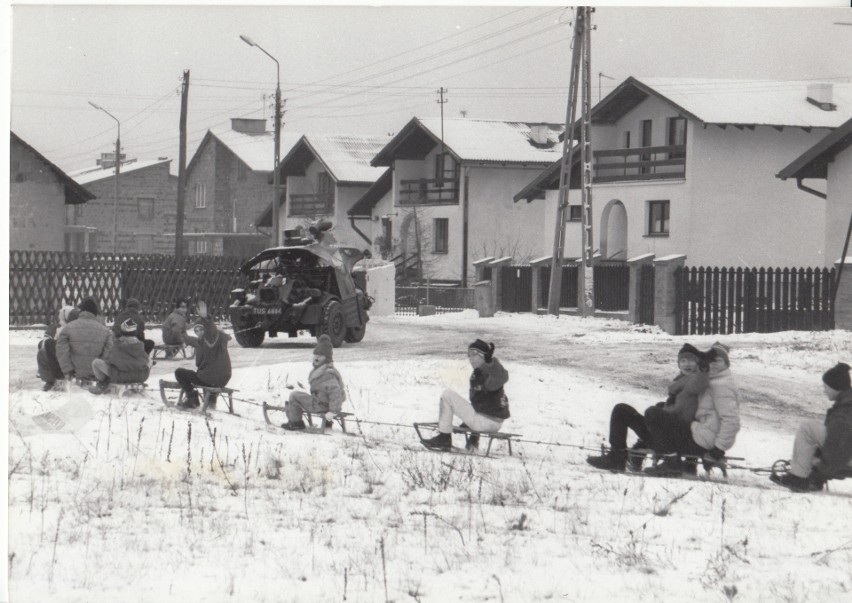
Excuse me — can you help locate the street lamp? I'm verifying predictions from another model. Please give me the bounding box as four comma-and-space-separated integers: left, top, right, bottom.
241, 34, 282, 247
88, 101, 121, 254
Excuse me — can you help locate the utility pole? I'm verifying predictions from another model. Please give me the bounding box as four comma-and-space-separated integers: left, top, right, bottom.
437, 86, 448, 155
88, 101, 121, 254
273, 82, 282, 247
175, 69, 189, 258
547, 9, 584, 316
578, 6, 595, 316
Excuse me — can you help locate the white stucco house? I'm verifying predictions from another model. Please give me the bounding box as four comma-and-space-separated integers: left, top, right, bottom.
777, 115, 852, 267
348, 117, 565, 284
258, 133, 389, 250
515, 77, 852, 268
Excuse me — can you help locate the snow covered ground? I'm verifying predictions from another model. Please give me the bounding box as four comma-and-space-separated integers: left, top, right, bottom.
6, 312, 852, 602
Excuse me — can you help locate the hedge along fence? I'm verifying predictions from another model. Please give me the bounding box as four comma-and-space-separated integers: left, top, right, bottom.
9, 251, 247, 327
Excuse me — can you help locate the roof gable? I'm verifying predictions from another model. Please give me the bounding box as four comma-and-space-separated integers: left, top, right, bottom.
281, 134, 389, 184
187, 126, 303, 176
69, 158, 171, 185
777, 116, 852, 181
11, 132, 95, 205
348, 168, 393, 217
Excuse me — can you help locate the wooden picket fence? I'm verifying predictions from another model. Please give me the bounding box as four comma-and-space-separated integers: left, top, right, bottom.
9, 251, 247, 327
674, 265, 835, 335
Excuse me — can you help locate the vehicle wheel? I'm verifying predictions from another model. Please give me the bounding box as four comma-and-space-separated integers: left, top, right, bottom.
344, 323, 366, 343
234, 324, 266, 348
319, 300, 346, 347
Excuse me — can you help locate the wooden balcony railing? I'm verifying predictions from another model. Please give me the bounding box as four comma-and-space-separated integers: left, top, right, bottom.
398, 178, 459, 206
289, 192, 334, 217
593, 144, 686, 184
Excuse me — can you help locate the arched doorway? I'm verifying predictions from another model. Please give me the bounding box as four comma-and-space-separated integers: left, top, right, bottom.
600, 200, 628, 260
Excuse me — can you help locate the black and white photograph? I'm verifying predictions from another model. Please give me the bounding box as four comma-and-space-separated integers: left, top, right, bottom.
6, 3, 852, 602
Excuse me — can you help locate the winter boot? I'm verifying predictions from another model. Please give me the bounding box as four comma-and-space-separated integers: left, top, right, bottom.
627, 441, 649, 472
586, 452, 627, 472
465, 434, 480, 452
88, 379, 110, 395
421, 432, 452, 451
42, 381, 56, 392
177, 390, 200, 409
682, 458, 698, 477
644, 455, 683, 477
769, 471, 817, 492
281, 420, 306, 431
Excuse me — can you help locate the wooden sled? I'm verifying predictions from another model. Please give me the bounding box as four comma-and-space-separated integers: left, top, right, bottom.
413, 422, 522, 457
622, 446, 745, 478
261, 401, 353, 432
159, 379, 236, 414
152, 344, 195, 360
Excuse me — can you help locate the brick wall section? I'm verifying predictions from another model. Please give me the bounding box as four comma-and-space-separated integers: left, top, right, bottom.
79, 162, 177, 254
10, 141, 68, 251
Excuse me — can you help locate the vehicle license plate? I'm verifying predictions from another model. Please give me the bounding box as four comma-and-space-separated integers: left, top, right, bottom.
253, 307, 281, 315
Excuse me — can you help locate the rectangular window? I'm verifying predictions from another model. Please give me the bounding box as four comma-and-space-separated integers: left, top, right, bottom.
317, 172, 333, 195
433, 218, 449, 254
194, 184, 206, 209
667, 117, 687, 159
648, 200, 670, 236
623, 131, 631, 148
237, 161, 247, 181
568, 205, 582, 222
137, 197, 155, 220
195, 239, 209, 254
434, 153, 458, 186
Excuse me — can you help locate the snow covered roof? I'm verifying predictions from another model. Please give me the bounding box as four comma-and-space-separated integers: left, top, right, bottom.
777, 116, 852, 181
282, 134, 389, 184
12, 131, 95, 205
372, 117, 565, 166
68, 158, 171, 185
205, 126, 303, 172
595, 77, 852, 129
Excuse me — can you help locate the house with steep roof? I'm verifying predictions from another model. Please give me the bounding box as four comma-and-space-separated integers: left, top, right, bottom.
10, 131, 96, 251
516, 77, 852, 268
777, 115, 852, 267
68, 157, 176, 254
183, 118, 301, 257
256, 133, 389, 250
350, 117, 565, 284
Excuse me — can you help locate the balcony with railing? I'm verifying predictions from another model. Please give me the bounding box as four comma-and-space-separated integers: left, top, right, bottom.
289, 192, 334, 216
398, 177, 460, 206
593, 144, 686, 184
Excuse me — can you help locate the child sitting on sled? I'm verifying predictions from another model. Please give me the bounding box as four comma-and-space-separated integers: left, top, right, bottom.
282, 334, 346, 430
420, 339, 510, 452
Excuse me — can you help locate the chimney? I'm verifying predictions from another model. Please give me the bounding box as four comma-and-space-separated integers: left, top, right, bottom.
529, 124, 551, 145
806, 83, 836, 112
230, 118, 268, 134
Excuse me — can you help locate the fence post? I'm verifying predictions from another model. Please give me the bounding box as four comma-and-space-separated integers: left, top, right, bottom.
474, 280, 494, 317
472, 257, 495, 283
489, 257, 513, 313
653, 254, 687, 335
833, 257, 852, 330
529, 256, 551, 314
627, 253, 655, 323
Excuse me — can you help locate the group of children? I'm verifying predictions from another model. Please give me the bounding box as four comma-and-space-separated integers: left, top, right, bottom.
34, 299, 852, 492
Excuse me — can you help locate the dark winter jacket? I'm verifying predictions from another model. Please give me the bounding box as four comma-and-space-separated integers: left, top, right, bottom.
469, 357, 510, 420
664, 370, 709, 423
308, 362, 346, 414
107, 335, 151, 383
56, 311, 114, 379
112, 307, 147, 343
162, 309, 188, 345
815, 388, 852, 479
185, 317, 232, 388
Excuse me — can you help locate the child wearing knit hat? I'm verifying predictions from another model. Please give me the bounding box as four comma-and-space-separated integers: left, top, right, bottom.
282, 334, 346, 430
771, 362, 852, 492
419, 339, 510, 452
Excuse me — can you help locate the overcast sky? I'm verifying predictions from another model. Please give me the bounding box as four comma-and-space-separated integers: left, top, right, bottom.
7, 4, 852, 173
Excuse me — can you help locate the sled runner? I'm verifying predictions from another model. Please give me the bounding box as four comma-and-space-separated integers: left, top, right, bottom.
159, 379, 236, 414
413, 422, 521, 457
619, 446, 744, 478
261, 401, 352, 432
151, 344, 195, 360
769, 458, 852, 492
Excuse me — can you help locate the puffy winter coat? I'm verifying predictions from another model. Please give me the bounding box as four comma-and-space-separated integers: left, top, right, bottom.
162, 310, 188, 345
690, 368, 741, 451
308, 362, 346, 413
815, 389, 852, 479
665, 370, 709, 423
469, 357, 510, 420
185, 317, 231, 388
107, 336, 151, 383
112, 307, 147, 342
56, 311, 114, 379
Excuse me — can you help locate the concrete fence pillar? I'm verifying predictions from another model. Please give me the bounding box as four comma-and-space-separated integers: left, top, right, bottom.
489, 256, 513, 313
833, 257, 852, 331
626, 253, 655, 323
472, 256, 495, 284
653, 254, 687, 335
474, 281, 494, 317
529, 256, 551, 314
